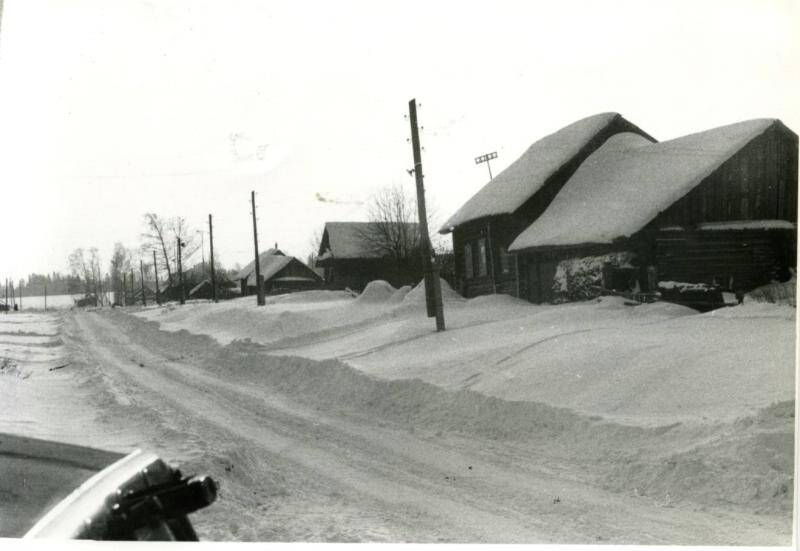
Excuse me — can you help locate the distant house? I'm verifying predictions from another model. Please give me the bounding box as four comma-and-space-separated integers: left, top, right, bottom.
187, 275, 239, 300
157, 263, 208, 302
128, 285, 158, 305
315, 221, 422, 291
508, 118, 797, 303
439, 112, 654, 298
235, 248, 322, 295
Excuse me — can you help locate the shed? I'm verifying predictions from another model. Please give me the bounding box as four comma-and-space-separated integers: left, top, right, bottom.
236, 249, 322, 295
316, 221, 422, 291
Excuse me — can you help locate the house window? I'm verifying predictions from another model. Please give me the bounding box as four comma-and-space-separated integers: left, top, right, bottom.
477, 238, 488, 277
464, 244, 473, 279
499, 247, 512, 274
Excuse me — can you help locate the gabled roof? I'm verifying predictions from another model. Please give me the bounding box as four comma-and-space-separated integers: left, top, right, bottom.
508, 118, 784, 251
440, 112, 651, 233
235, 249, 287, 281
319, 221, 419, 259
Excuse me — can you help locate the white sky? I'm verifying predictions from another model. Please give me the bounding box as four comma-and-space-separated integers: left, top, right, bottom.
0, 0, 798, 282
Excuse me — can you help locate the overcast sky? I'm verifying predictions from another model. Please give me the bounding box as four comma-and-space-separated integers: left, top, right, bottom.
0, 0, 798, 283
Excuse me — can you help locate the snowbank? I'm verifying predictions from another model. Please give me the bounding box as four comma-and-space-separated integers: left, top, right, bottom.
356, 280, 396, 304
403, 278, 463, 305
745, 277, 796, 306
134, 287, 794, 426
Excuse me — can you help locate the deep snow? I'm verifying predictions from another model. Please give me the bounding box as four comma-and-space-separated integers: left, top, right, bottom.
0, 298, 795, 543
135, 282, 795, 426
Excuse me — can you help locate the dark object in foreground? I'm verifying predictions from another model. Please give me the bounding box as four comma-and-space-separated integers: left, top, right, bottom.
0, 433, 216, 540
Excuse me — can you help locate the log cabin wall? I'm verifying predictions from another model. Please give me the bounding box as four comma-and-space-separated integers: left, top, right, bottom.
653, 228, 794, 291
449, 114, 655, 300
654, 122, 798, 227
645, 121, 798, 291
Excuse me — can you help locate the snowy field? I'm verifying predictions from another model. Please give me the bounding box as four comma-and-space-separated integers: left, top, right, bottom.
135, 280, 796, 426
1, 285, 795, 544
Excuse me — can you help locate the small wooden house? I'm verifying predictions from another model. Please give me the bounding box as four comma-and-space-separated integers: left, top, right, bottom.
235, 248, 322, 295
187, 277, 239, 300
315, 221, 422, 291
508, 118, 798, 303
439, 112, 654, 298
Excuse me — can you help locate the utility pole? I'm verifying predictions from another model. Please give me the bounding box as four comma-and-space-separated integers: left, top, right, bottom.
474, 151, 498, 181
3, 278, 6, 313
153, 250, 161, 305
251, 191, 265, 306
44, 285, 47, 311
209, 214, 217, 303
177, 237, 186, 305
19, 282, 22, 310
140, 260, 147, 307
408, 98, 445, 331
122, 273, 127, 307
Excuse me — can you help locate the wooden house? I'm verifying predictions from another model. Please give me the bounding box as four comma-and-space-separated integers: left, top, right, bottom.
316, 221, 422, 291
507, 118, 798, 304
235, 248, 322, 295
187, 276, 239, 300
439, 112, 654, 298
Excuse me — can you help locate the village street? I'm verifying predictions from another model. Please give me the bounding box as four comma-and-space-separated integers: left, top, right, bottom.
1, 304, 792, 544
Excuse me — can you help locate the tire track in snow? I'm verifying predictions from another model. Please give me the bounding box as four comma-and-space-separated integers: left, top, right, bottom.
68, 311, 791, 545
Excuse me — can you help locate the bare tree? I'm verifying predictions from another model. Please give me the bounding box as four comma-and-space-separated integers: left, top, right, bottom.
142, 213, 174, 288
357, 183, 423, 262
68, 247, 107, 305
68, 248, 91, 296
306, 226, 323, 268
109, 242, 132, 304
141, 213, 200, 288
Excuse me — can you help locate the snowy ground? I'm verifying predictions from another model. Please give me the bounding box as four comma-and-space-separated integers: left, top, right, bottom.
0, 285, 795, 544
136, 282, 795, 426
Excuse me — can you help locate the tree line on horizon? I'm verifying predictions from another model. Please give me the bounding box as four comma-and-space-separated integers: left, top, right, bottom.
15, 183, 453, 303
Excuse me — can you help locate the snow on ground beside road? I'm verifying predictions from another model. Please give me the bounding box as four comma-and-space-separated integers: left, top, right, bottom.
134, 282, 795, 425
111, 309, 797, 521
0, 313, 97, 443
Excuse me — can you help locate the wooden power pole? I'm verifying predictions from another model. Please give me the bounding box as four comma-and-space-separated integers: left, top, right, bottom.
209, 214, 217, 303
408, 98, 445, 331
153, 250, 161, 305
122, 273, 127, 307
177, 237, 186, 305
251, 191, 266, 306
140, 259, 147, 307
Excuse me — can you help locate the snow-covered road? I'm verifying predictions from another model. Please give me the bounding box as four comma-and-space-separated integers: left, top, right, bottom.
3, 309, 787, 543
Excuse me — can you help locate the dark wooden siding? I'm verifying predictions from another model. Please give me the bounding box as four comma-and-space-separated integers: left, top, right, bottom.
452, 216, 522, 298
644, 121, 798, 292
655, 229, 794, 291
449, 114, 655, 299
323, 258, 420, 291
653, 123, 798, 227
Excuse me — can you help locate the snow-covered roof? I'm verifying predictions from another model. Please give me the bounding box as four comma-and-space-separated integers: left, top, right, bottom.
244, 255, 293, 286
509, 119, 781, 251
234, 248, 285, 281
440, 112, 639, 233
321, 221, 419, 259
